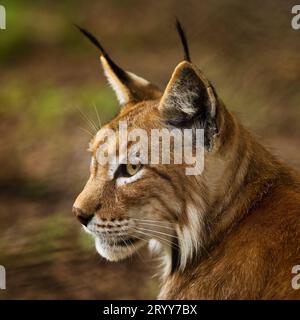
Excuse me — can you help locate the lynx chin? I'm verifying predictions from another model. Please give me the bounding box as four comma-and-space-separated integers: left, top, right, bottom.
73, 21, 300, 299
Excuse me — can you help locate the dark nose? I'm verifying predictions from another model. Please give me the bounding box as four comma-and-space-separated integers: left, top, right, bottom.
72, 207, 94, 226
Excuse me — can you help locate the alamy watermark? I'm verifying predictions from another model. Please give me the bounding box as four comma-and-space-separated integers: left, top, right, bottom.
0, 5, 5, 30
95, 121, 204, 176
292, 265, 300, 290
292, 5, 300, 30
0, 265, 5, 290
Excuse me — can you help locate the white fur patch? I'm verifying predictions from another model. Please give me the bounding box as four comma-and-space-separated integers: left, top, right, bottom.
127, 71, 150, 86
101, 56, 129, 104
149, 239, 173, 279
95, 237, 144, 261
100, 56, 151, 105
148, 239, 162, 253
177, 203, 203, 270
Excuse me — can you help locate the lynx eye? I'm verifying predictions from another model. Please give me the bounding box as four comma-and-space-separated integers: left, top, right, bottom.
126, 163, 142, 176
116, 163, 142, 178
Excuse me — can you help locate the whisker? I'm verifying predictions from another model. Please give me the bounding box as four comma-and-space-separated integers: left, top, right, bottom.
132, 228, 179, 249
119, 235, 134, 264
77, 111, 96, 134
132, 218, 174, 225
134, 226, 177, 239
79, 126, 94, 137
128, 238, 145, 262
120, 236, 128, 249
93, 102, 102, 130
130, 233, 148, 244
76, 106, 98, 133
118, 226, 145, 262
135, 221, 174, 230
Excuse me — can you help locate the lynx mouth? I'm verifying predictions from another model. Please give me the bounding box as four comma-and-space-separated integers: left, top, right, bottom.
111, 237, 140, 247
95, 236, 145, 261
101, 237, 140, 247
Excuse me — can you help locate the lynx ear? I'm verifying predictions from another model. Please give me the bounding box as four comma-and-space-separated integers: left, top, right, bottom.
100, 56, 162, 105
76, 26, 162, 105
159, 61, 218, 147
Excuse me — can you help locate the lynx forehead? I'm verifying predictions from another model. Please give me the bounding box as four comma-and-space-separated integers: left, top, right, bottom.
73, 21, 300, 300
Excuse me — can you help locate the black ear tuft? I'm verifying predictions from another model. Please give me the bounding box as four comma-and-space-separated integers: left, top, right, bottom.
75, 24, 162, 105
74, 24, 106, 55
175, 18, 191, 62
75, 24, 129, 83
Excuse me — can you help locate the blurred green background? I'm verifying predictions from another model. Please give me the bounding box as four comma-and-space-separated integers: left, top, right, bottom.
0, 0, 299, 299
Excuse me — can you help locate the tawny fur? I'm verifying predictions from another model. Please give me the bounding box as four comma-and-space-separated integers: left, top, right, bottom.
74, 33, 300, 299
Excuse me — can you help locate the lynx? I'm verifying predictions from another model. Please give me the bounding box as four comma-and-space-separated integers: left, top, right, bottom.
73, 22, 300, 299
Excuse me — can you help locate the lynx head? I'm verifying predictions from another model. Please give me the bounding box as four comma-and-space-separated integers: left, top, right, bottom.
73, 22, 232, 275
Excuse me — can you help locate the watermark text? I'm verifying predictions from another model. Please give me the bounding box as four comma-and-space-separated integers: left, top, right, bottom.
0, 5, 6, 30
292, 265, 300, 290
95, 121, 205, 176
0, 265, 5, 290
292, 5, 300, 30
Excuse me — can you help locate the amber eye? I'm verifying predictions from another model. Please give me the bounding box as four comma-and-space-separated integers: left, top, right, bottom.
115, 163, 143, 179
126, 163, 142, 176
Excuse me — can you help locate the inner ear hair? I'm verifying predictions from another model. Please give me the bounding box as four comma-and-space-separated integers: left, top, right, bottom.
159, 61, 218, 148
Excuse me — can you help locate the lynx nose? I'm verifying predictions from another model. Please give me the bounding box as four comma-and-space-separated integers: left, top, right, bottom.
72, 207, 94, 226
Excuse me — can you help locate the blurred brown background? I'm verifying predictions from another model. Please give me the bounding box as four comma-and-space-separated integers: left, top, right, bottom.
0, 0, 299, 299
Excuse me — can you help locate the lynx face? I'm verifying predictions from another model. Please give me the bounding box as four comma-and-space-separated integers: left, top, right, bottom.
73, 25, 223, 272
74, 99, 180, 262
